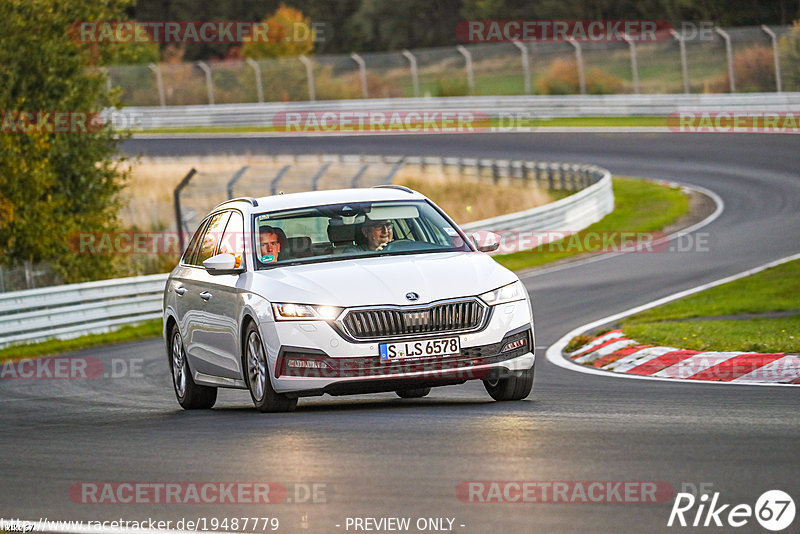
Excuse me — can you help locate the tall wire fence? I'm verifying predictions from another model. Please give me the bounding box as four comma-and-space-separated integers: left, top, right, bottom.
107, 25, 797, 107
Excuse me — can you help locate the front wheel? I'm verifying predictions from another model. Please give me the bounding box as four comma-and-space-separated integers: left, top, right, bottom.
169, 326, 217, 409
244, 323, 297, 413
483, 367, 534, 401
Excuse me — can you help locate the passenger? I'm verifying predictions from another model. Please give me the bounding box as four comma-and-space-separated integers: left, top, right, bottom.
259, 226, 286, 263
359, 219, 393, 251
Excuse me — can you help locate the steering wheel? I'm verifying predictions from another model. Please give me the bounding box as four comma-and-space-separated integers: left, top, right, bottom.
381, 239, 415, 252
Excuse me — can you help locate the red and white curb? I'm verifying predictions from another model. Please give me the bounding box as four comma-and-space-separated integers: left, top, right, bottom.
568, 330, 800, 385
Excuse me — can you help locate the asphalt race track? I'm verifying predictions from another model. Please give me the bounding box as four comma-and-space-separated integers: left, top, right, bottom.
2, 133, 798, 533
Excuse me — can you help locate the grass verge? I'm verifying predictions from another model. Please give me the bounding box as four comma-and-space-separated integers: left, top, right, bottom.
621, 259, 800, 354
0, 319, 162, 362
134, 116, 670, 135
494, 177, 689, 271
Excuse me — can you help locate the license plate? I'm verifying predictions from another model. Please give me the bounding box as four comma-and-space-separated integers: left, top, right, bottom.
379, 337, 461, 361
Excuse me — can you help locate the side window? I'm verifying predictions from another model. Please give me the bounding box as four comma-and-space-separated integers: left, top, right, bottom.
218, 211, 245, 268
194, 211, 231, 266
182, 218, 210, 265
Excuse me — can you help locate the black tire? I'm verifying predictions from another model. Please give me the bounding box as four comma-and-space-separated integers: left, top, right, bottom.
483, 367, 534, 401
395, 387, 432, 399
243, 322, 297, 413
169, 325, 217, 409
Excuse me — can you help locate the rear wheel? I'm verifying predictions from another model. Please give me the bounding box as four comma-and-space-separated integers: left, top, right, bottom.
483, 367, 534, 401
244, 323, 297, 413
395, 387, 431, 399
169, 326, 217, 409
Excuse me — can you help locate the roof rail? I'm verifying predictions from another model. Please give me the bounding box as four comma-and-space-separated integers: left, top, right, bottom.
372, 185, 415, 194
213, 197, 259, 210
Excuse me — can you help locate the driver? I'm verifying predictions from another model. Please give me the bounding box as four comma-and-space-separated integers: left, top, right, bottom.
259, 226, 286, 262
359, 219, 393, 251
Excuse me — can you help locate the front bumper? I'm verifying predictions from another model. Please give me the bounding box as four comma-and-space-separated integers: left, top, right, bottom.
260, 299, 535, 395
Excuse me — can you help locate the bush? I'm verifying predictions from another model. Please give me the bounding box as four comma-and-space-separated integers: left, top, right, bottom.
779, 21, 800, 91
536, 58, 625, 95
706, 46, 776, 93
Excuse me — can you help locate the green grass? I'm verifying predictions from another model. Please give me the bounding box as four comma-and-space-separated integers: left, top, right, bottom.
0, 319, 162, 361
135, 116, 669, 134
626, 260, 800, 321
135, 114, 800, 134
620, 259, 800, 353
494, 177, 689, 271
623, 317, 800, 354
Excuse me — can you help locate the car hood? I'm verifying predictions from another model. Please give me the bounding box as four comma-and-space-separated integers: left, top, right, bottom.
248, 252, 517, 307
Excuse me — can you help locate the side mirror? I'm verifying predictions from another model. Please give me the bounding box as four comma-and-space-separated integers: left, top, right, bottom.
203, 253, 244, 275
471, 231, 501, 253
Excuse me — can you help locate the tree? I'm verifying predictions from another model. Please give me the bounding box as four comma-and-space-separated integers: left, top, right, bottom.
242, 4, 315, 58
0, 0, 152, 283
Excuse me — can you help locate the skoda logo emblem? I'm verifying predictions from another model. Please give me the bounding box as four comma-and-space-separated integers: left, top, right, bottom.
405, 292, 419, 301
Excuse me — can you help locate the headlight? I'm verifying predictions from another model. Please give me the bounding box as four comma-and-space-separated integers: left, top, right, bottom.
479, 280, 527, 305
271, 303, 343, 321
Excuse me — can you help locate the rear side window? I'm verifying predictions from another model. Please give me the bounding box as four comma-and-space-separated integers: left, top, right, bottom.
182, 218, 210, 265
193, 211, 231, 267
218, 211, 245, 269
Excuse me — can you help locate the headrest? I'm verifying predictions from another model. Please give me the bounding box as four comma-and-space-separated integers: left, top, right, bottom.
285, 236, 312, 257
327, 224, 355, 244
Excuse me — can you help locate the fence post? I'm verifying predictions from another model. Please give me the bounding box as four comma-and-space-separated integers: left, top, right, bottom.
245, 58, 265, 103
350, 165, 369, 187
350, 52, 369, 99
174, 168, 197, 252
456, 45, 475, 95
384, 158, 406, 185
311, 162, 332, 190
621, 33, 640, 94
512, 41, 531, 94
148, 63, 166, 107
567, 38, 586, 95
102, 67, 112, 93
226, 166, 250, 199
670, 30, 690, 94
196, 61, 215, 105
761, 25, 782, 92
715, 28, 736, 93
270, 165, 292, 195
298, 55, 316, 101
401, 49, 420, 97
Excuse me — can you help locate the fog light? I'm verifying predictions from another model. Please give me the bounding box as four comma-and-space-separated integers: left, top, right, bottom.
501, 338, 526, 353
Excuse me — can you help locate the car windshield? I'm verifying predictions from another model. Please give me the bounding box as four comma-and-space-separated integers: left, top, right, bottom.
252, 199, 471, 268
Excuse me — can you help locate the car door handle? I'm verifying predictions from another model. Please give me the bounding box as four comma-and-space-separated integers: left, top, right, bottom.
199, 291, 212, 301
175, 286, 187, 296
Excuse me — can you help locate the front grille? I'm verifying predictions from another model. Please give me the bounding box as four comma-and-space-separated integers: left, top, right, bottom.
341, 299, 487, 340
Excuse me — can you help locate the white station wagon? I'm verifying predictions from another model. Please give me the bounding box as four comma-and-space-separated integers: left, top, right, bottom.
163, 186, 535, 412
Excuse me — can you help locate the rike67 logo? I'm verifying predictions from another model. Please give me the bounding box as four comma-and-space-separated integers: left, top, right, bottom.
668, 489, 795, 531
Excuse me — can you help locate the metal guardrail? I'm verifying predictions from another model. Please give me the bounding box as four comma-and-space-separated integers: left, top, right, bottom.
115, 93, 800, 130
0, 159, 611, 349
0, 274, 167, 348
461, 162, 612, 234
